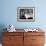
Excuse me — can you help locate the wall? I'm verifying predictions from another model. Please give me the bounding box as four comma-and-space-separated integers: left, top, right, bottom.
0, 0, 46, 29
0, 0, 46, 43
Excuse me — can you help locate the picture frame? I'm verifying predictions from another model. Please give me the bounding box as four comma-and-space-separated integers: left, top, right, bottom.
17, 7, 35, 22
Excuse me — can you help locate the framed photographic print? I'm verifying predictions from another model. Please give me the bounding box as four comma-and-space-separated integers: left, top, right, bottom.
17, 7, 35, 22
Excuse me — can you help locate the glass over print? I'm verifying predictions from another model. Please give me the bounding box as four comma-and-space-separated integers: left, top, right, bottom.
17, 7, 35, 22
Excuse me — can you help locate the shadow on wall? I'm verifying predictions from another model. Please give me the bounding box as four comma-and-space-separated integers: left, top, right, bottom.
0, 24, 7, 43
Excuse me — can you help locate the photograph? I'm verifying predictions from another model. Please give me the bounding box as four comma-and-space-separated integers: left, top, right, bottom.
17, 7, 35, 22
